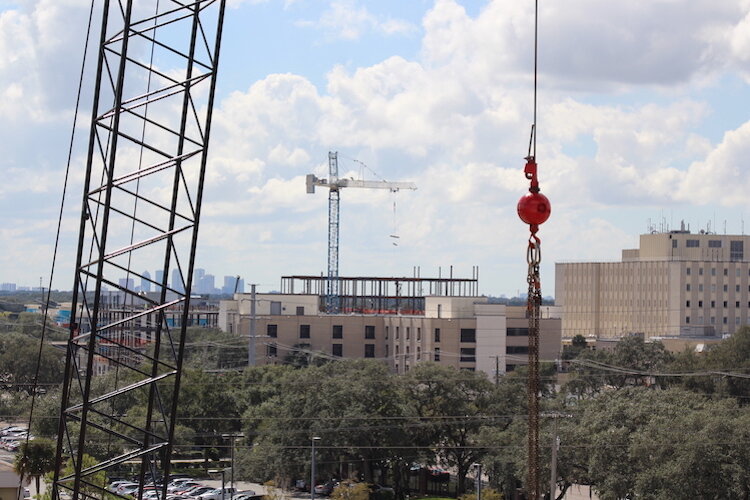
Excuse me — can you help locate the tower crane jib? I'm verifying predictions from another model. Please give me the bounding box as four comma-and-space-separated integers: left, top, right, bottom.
306, 151, 417, 314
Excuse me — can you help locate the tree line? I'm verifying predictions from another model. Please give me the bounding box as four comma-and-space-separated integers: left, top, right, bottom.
7, 316, 750, 499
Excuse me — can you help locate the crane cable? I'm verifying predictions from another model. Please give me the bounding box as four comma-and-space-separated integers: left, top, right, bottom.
515, 1, 552, 498
18, 0, 97, 496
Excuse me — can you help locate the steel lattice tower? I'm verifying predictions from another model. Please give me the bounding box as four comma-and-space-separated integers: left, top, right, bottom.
326, 152, 341, 313
52, 1, 226, 499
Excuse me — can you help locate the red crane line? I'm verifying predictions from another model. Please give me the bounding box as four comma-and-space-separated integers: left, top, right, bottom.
516, 0, 551, 498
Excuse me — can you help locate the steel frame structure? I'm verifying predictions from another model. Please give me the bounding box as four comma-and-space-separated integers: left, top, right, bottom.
326, 152, 341, 314
52, 1, 226, 499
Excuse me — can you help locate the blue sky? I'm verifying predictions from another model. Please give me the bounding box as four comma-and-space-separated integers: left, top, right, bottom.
2, 0, 750, 297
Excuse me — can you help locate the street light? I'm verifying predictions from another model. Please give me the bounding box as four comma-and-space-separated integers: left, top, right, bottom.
311, 437, 321, 500
208, 469, 226, 500
222, 433, 244, 494
472, 463, 482, 500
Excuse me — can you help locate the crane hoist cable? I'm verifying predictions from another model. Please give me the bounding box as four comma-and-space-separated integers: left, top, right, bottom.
516, 1, 551, 499
18, 1, 97, 498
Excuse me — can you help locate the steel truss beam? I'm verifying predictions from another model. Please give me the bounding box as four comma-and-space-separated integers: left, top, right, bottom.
53, 1, 226, 499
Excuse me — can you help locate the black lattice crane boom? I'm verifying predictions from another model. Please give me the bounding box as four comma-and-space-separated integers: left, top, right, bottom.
52, 2, 226, 499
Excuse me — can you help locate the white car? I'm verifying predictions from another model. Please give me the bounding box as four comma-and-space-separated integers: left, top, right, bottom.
196, 488, 236, 500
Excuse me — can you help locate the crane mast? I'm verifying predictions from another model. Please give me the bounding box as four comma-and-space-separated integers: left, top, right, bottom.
306, 152, 416, 313
52, 2, 226, 499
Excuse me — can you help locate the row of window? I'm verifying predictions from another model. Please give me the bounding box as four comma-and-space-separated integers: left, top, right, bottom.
265, 344, 376, 358
686, 284, 750, 293
678, 238, 743, 256
686, 300, 749, 308
685, 316, 742, 326
686, 266, 750, 277
267, 324, 377, 340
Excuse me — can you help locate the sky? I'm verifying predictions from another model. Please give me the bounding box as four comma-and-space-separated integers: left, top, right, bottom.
2, 0, 750, 297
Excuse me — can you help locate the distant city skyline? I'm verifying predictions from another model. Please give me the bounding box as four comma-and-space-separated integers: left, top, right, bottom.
1, 267, 245, 295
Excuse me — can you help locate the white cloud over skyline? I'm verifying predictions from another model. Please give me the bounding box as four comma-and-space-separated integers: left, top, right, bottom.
2, 0, 750, 297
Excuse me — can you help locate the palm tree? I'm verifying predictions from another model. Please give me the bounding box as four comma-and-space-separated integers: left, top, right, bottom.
14, 438, 56, 499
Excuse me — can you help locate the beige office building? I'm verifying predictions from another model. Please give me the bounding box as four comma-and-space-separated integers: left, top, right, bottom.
219, 283, 561, 377
556, 230, 750, 339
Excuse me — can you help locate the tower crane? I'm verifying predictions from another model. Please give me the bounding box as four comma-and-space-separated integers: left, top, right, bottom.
306, 152, 416, 313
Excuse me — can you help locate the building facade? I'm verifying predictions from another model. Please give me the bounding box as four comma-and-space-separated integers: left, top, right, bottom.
219, 293, 561, 378
556, 230, 750, 339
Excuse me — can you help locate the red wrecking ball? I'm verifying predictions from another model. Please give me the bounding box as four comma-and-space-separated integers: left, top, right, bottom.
517, 191, 551, 226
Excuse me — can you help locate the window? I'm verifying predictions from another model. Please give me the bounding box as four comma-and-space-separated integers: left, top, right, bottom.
709, 240, 722, 248
506, 364, 516, 372
723, 317, 728, 325
270, 301, 281, 315
434, 328, 441, 342
737, 285, 741, 293
267, 344, 277, 357
507, 346, 529, 354
460, 348, 476, 362
406, 327, 410, 340
686, 284, 691, 291
687, 239, 700, 248
395, 345, 399, 356
507, 327, 530, 336
731, 241, 744, 261
737, 317, 741, 325
417, 328, 421, 341
434, 347, 441, 361
686, 300, 691, 308
724, 285, 729, 292
417, 347, 421, 360
723, 301, 728, 308
332, 325, 343, 339
686, 316, 690, 324
300, 324, 310, 338
332, 344, 343, 357
711, 317, 716, 325
296, 306, 305, 315
365, 325, 375, 339
385, 326, 389, 340
686, 267, 692, 275
267, 324, 278, 338
672, 239, 678, 248
385, 345, 389, 357
711, 268, 716, 276
698, 300, 703, 307
364, 344, 375, 358
711, 284, 716, 292
737, 301, 741, 308
460, 328, 477, 343
711, 301, 716, 308
724, 269, 729, 276
699, 267, 704, 275
699, 284, 704, 292
396, 327, 400, 339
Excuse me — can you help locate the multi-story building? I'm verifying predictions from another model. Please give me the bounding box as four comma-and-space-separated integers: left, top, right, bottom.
219, 275, 561, 378
556, 228, 750, 339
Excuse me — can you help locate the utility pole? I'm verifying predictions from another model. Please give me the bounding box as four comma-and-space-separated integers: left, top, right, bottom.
550, 417, 560, 500
490, 355, 500, 385
249, 284, 256, 367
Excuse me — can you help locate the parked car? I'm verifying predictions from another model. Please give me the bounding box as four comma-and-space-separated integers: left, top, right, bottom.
170, 482, 204, 494
184, 486, 215, 499
195, 487, 235, 500
109, 480, 135, 492
314, 481, 338, 496
231, 494, 261, 500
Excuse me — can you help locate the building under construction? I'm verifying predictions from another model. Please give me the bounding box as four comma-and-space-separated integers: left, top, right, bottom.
220, 272, 561, 378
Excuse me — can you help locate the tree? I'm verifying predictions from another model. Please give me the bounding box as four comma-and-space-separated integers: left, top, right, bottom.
402, 363, 494, 495
0, 333, 65, 394
14, 438, 56, 496
564, 336, 673, 396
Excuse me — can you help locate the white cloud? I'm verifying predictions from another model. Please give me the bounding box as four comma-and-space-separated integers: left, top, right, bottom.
299, 0, 418, 41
